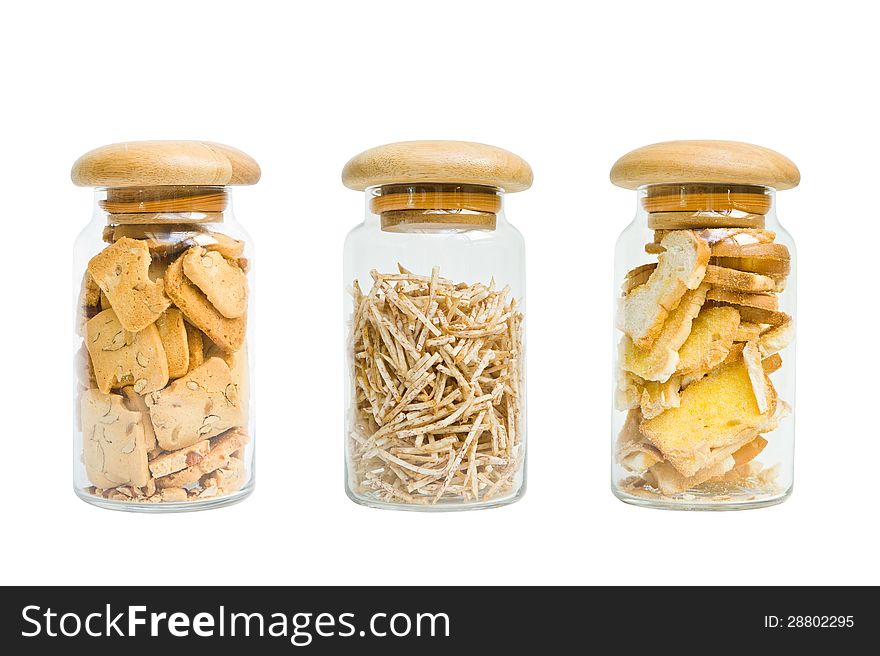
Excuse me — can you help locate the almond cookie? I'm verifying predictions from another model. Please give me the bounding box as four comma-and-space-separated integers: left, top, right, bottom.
147, 357, 243, 451
85, 309, 169, 394
81, 389, 150, 489
164, 255, 245, 353
182, 246, 247, 319
185, 322, 205, 372
207, 342, 249, 418
155, 309, 189, 378
155, 428, 249, 489
149, 440, 210, 478
121, 386, 157, 452
200, 456, 246, 496
87, 237, 171, 332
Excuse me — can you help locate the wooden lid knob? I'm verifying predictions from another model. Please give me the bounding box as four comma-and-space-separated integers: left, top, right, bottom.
610, 140, 800, 190
71, 141, 261, 187
341, 140, 533, 192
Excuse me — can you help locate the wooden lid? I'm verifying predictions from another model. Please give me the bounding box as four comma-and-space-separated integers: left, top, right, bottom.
71, 141, 261, 187
610, 140, 800, 190
341, 140, 533, 192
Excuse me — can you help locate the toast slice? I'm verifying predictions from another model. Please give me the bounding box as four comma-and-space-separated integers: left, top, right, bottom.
734, 321, 763, 342
639, 377, 682, 420
729, 305, 790, 326
732, 435, 769, 468
618, 231, 710, 350
616, 409, 663, 472
622, 263, 657, 293
641, 355, 778, 477
645, 433, 768, 495
675, 305, 741, 376
713, 255, 791, 277
619, 284, 709, 381
703, 265, 776, 292
706, 288, 778, 311
710, 241, 790, 260
743, 341, 772, 413
758, 319, 794, 356
762, 353, 783, 374
645, 456, 736, 495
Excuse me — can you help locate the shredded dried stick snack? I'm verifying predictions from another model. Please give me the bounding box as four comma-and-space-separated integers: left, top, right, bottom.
348, 265, 524, 505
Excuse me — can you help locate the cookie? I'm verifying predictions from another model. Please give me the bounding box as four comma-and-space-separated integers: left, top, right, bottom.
81, 389, 150, 489
75, 342, 96, 389
155, 429, 248, 489
200, 456, 246, 495
85, 309, 169, 394
155, 309, 189, 378
185, 323, 205, 372
148, 440, 210, 478
146, 357, 243, 451
182, 246, 248, 319
121, 386, 157, 452
77, 273, 102, 335
87, 237, 171, 332
164, 255, 245, 353
207, 342, 249, 418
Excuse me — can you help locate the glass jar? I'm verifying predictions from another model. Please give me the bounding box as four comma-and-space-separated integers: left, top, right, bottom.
609, 140, 799, 510
341, 141, 532, 510
71, 141, 259, 511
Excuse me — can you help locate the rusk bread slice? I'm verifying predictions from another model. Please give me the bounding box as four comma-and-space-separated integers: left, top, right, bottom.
732, 435, 769, 468
675, 305, 740, 376
618, 231, 710, 350
703, 265, 776, 292
622, 263, 657, 293
710, 241, 790, 260
646, 456, 736, 496
638, 377, 681, 420
758, 319, 794, 356
762, 353, 782, 374
734, 322, 763, 342
743, 341, 772, 413
619, 284, 709, 381
616, 409, 662, 473
654, 228, 776, 246
706, 289, 778, 311
728, 305, 790, 326
640, 356, 778, 477
713, 255, 791, 277
164, 256, 245, 353
646, 434, 768, 495
615, 370, 642, 411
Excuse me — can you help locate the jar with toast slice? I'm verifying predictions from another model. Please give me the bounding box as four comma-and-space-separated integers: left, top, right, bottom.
610, 140, 798, 510
342, 141, 532, 510
72, 141, 257, 511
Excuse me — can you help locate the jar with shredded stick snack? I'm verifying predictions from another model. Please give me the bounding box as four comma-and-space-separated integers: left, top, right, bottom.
610, 140, 799, 510
342, 141, 532, 510
72, 141, 257, 511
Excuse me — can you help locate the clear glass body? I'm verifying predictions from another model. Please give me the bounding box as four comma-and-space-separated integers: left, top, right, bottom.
343, 184, 527, 511
612, 184, 795, 510
73, 186, 255, 511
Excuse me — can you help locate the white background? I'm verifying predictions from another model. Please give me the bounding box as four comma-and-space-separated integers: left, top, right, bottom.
1, 0, 876, 586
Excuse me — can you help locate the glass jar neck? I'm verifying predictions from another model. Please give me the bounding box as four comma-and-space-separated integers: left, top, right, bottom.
638, 183, 775, 216
368, 183, 503, 232
95, 185, 230, 225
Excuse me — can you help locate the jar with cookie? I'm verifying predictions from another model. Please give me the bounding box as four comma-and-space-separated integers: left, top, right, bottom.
72, 141, 257, 511
610, 140, 799, 510
342, 141, 532, 510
